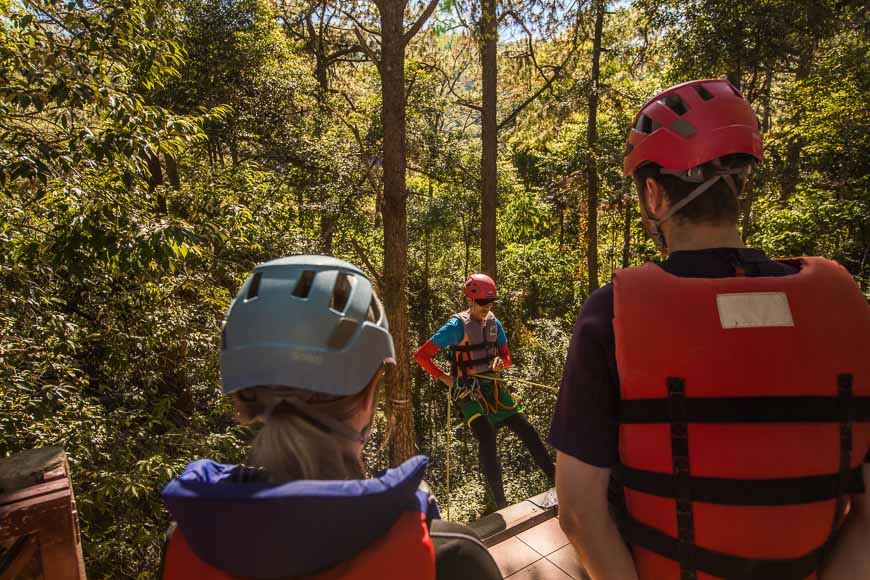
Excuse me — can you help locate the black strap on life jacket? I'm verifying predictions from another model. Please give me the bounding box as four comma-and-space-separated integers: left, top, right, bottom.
619, 394, 870, 424
618, 374, 859, 580
668, 377, 696, 580
827, 373, 854, 553
620, 515, 827, 580
615, 463, 864, 506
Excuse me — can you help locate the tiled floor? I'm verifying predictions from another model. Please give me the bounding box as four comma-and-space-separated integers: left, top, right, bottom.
488, 516, 590, 579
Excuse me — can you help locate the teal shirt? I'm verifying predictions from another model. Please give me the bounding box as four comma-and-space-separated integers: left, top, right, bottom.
430, 315, 507, 350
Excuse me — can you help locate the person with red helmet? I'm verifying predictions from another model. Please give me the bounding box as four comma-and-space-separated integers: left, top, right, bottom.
549, 79, 870, 580
415, 273, 555, 509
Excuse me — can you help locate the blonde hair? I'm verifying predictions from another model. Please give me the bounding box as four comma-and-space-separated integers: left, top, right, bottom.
232, 382, 376, 482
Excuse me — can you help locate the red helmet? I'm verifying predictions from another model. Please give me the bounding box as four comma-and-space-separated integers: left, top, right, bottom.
623, 79, 762, 176
464, 274, 496, 300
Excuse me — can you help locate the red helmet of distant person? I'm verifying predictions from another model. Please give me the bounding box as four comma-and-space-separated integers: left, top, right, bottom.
463, 274, 496, 300
623, 79, 762, 176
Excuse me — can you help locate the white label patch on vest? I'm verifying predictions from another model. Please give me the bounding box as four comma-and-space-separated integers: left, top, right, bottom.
716, 292, 794, 329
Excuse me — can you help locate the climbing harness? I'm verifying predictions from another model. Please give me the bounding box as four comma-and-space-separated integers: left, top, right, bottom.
453, 376, 521, 414
441, 372, 559, 517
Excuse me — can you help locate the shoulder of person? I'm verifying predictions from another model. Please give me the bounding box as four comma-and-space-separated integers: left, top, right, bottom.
448, 312, 470, 325
429, 519, 501, 580
578, 282, 614, 320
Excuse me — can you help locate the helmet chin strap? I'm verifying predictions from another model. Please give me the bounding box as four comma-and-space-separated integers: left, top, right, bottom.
640, 161, 749, 251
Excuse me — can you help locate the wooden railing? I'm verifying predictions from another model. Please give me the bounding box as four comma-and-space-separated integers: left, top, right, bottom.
0, 447, 86, 580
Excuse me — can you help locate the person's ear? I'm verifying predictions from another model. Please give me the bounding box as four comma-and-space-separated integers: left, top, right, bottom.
644, 177, 670, 220
361, 369, 382, 415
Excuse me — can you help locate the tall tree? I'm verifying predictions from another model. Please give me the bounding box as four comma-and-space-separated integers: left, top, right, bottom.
585, 0, 604, 291
476, 1, 584, 279
281, 2, 364, 252
353, 0, 439, 465
479, 0, 498, 277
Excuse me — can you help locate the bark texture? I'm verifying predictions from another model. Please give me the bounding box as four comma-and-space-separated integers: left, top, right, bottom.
585, 1, 604, 291
479, 0, 498, 278
375, 0, 431, 466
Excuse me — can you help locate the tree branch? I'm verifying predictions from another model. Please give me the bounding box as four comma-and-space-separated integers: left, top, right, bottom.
353, 25, 380, 66
417, 60, 481, 111
403, 0, 440, 46
496, 11, 587, 132
349, 238, 384, 292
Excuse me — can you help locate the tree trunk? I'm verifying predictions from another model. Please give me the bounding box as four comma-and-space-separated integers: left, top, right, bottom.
377, 0, 415, 466
146, 151, 166, 215
742, 70, 773, 244
622, 186, 632, 269
781, 49, 814, 201
479, 0, 498, 279
306, 15, 335, 255
585, 1, 604, 292
164, 154, 181, 189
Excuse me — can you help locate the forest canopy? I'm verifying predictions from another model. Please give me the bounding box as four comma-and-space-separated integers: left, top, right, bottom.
1, 0, 867, 576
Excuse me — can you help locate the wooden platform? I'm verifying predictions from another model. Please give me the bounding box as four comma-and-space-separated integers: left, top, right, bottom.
469, 490, 590, 579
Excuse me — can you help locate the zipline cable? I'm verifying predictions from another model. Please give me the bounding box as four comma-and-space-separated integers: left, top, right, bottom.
475, 372, 560, 394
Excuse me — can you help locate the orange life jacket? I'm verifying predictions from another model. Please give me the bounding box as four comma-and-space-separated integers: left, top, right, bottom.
449, 311, 499, 377
612, 257, 870, 580
161, 510, 435, 580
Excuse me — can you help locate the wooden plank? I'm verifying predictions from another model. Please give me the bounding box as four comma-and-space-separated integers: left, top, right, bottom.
0, 479, 70, 507
469, 499, 559, 548
0, 534, 39, 580
0, 447, 67, 495
0, 495, 71, 542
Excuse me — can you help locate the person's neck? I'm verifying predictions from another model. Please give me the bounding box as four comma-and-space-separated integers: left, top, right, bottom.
663, 220, 744, 253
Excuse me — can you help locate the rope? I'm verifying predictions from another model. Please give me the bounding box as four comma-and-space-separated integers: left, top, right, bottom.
475, 373, 560, 393
445, 381, 452, 520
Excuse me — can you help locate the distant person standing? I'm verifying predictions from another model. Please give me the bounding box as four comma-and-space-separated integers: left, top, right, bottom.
415, 274, 555, 509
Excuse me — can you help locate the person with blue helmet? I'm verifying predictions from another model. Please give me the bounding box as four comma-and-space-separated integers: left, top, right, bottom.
160, 256, 501, 580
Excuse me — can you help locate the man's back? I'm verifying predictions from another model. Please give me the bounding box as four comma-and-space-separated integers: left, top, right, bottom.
551, 248, 870, 579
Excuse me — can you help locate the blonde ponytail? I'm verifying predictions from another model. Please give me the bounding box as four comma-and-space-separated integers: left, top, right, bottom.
232, 384, 374, 482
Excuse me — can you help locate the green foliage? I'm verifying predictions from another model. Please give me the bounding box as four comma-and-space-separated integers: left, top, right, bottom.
2, 0, 867, 576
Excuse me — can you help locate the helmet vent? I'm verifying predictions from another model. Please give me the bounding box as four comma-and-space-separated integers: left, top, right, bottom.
292, 271, 315, 298
694, 85, 714, 101
660, 94, 689, 116
367, 295, 382, 323
330, 273, 355, 313
729, 84, 743, 98
246, 272, 262, 300
635, 114, 660, 134
670, 118, 697, 138
327, 318, 358, 350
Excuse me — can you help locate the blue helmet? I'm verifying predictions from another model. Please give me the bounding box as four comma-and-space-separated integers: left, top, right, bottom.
220, 256, 394, 397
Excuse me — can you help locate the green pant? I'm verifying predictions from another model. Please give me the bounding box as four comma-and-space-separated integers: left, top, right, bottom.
454, 377, 523, 426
